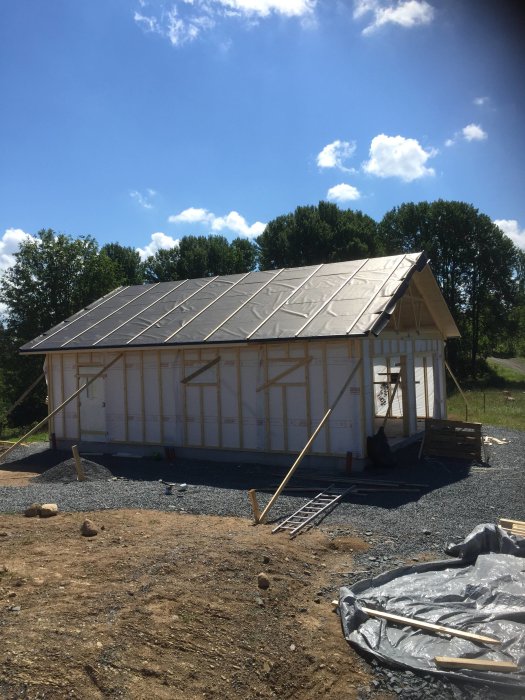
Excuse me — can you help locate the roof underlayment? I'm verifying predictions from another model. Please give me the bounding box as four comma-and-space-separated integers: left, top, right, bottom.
20, 252, 460, 354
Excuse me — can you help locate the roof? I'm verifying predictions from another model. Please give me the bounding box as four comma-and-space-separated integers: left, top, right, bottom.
20, 252, 459, 354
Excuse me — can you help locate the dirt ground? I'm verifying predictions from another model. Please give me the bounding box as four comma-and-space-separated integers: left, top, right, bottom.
0, 467, 39, 487
0, 508, 381, 700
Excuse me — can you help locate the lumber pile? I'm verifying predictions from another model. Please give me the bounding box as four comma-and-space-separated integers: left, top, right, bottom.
420, 418, 482, 461
499, 518, 525, 538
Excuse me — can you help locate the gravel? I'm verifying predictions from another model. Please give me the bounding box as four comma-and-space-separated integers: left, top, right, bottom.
1, 425, 524, 699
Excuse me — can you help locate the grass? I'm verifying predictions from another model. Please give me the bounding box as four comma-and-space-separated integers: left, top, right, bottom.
447, 357, 525, 430
0, 425, 49, 445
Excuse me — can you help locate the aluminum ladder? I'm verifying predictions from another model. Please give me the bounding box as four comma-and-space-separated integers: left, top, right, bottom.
272, 485, 354, 538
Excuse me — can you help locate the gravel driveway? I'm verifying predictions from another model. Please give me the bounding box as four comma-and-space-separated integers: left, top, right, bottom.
1, 426, 524, 699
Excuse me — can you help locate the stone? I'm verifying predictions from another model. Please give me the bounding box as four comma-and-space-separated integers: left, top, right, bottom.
257, 572, 270, 589
39, 504, 58, 518
80, 519, 98, 537
24, 503, 41, 518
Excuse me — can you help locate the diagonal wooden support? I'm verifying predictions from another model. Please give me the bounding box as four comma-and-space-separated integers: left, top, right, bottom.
181, 356, 220, 384
0, 353, 124, 464
5, 372, 45, 418
257, 359, 362, 524
256, 356, 312, 393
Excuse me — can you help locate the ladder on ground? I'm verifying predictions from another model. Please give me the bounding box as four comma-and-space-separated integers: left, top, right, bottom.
272, 485, 354, 538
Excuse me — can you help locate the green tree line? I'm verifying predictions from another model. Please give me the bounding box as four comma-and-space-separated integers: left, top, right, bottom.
1, 200, 523, 428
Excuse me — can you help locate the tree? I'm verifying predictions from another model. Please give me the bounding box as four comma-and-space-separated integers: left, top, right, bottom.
379, 201, 521, 375
143, 235, 258, 283
143, 247, 181, 283
257, 201, 381, 270
230, 238, 258, 273
101, 243, 144, 285
0, 229, 120, 424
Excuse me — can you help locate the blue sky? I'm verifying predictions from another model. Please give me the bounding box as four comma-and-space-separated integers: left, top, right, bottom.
1, 0, 524, 271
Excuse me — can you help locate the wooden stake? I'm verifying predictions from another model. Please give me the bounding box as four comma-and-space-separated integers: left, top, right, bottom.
362, 607, 500, 645
248, 489, 261, 522
0, 353, 123, 464
445, 360, 469, 422
72, 445, 85, 482
434, 656, 518, 672
257, 359, 362, 524
5, 373, 45, 418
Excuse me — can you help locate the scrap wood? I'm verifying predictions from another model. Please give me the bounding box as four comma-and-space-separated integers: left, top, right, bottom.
434, 657, 518, 673
499, 518, 525, 528
483, 436, 509, 445
361, 606, 501, 645
499, 518, 525, 537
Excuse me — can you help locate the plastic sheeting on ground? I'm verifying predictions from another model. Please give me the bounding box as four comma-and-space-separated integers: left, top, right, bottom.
339, 525, 525, 689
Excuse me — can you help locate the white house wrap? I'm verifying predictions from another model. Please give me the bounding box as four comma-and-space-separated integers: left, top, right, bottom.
20, 252, 459, 467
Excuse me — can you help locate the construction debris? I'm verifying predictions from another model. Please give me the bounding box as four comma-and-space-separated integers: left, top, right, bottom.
340, 524, 525, 690
434, 657, 518, 673
419, 418, 482, 461
499, 518, 525, 538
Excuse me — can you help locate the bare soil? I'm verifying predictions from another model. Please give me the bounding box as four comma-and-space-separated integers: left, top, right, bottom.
0, 509, 379, 700
0, 468, 39, 487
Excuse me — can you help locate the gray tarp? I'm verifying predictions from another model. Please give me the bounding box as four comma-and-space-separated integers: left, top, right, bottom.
339, 525, 525, 689
21, 253, 453, 352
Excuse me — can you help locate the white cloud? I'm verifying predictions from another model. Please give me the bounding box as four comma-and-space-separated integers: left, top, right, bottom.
218, 0, 316, 17
326, 183, 361, 203
168, 207, 214, 225
136, 232, 180, 260
130, 189, 157, 209
355, 0, 434, 35
133, 11, 161, 33
363, 134, 436, 182
353, 0, 378, 20
462, 123, 487, 141
169, 206, 266, 238
134, 0, 316, 46
494, 219, 525, 250
0, 228, 37, 274
473, 96, 489, 106
316, 140, 356, 172
211, 210, 266, 238
445, 123, 488, 147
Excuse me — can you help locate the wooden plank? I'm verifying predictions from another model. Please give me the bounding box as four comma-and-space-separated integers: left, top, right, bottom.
257, 359, 362, 524
500, 518, 525, 528
425, 417, 481, 430
256, 356, 311, 392
0, 354, 124, 463
5, 373, 45, 418
181, 356, 220, 384
434, 656, 518, 673
361, 607, 501, 645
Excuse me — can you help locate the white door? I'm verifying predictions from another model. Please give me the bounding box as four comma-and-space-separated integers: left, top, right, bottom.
79, 368, 106, 441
